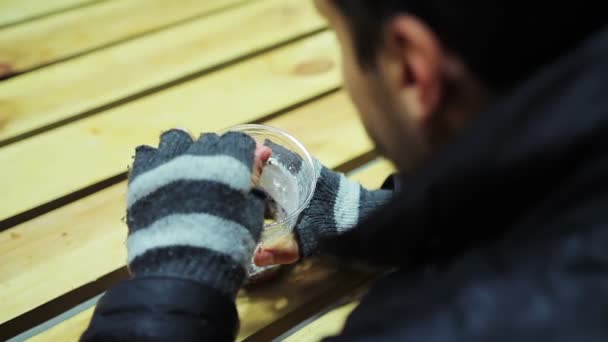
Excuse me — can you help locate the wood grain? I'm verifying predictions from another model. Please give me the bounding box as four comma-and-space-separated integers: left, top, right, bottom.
27, 159, 394, 342
0, 32, 340, 223
28, 307, 94, 342
0, 0, 101, 27
0, 0, 325, 142
281, 280, 377, 342
284, 302, 359, 341
0, 0, 247, 76
0, 91, 368, 325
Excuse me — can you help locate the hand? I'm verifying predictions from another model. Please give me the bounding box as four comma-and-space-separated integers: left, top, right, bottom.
252, 140, 393, 266
125, 129, 271, 298
253, 142, 272, 185
254, 233, 300, 266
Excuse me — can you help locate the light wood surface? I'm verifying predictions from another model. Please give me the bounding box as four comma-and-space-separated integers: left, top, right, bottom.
282, 282, 375, 342
0, 31, 340, 223
0, 0, 100, 27
27, 159, 394, 342
0, 91, 367, 325
0, 1, 399, 340
0, 0, 247, 76
28, 307, 94, 342
284, 302, 359, 341
27, 259, 362, 342
0, 0, 325, 142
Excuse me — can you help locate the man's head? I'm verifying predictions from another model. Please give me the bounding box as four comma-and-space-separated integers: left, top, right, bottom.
315, 0, 604, 171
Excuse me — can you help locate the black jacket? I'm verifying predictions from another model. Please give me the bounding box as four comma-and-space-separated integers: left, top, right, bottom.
82, 27, 608, 341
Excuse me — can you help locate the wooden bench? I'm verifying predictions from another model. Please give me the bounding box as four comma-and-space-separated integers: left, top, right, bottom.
0, 1, 394, 340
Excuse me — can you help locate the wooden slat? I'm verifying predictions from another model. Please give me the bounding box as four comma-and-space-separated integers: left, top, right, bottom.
27, 259, 363, 342
0, 0, 325, 142
28, 159, 394, 342
281, 279, 377, 342
284, 302, 359, 341
0, 91, 367, 325
348, 159, 395, 187
0, 32, 340, 223
29, 307, 94, 342
0, 0, 247, 76
0, 0, 101, 27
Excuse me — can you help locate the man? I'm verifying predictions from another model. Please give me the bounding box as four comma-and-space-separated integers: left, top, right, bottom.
82, 1, 608, 340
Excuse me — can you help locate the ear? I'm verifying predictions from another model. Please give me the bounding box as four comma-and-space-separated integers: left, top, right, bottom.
382, 15, 444, 123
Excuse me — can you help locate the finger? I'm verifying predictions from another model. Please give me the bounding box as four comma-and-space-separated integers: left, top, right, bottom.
252, 144, 272, 186
158, 129, 194, 158
130, 145, 157, 181
254, 246, 299, 266
254, 248, 275, 266
258, 145, 272, 163
253, 234, 300, 266
190, 133, 220, 155
254, 143, 272, 166
192, 132, 256, 163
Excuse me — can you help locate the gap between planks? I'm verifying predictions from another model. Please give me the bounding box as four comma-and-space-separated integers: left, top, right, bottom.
22, 159, 394, 342
0, 90, 373, 337
0, 31, 341, 226
0, 0, 327, 144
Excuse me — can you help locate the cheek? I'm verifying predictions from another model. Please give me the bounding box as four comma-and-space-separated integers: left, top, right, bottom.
337, 43, 409, 164
342, 57, 375, 123
343, 69, 391, 154
342, 58, 360, 103
341, 58, 384, 138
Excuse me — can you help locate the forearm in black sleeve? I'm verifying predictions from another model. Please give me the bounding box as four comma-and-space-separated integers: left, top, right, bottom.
81, 277, 239, 342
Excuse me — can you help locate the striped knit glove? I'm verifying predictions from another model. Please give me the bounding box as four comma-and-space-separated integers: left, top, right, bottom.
263, 141, 393, 258
295, 163, 393, 256
126, 130, 265, 299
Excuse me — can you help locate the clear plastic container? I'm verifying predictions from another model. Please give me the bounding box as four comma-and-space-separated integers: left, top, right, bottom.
224, 124, 317, 279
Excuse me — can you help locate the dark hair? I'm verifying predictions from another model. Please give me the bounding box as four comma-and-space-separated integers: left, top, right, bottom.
331, 1, 605, 91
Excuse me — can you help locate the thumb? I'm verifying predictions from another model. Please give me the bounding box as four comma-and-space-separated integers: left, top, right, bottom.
254, 233, 300, 266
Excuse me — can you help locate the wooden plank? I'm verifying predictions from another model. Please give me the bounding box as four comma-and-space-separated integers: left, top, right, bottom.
27, 259, 362, 342
0, 0, 326, 142
0, 0, 101, 27
349, 159, 395, 186
28, 307, 94, 342
0, 31, 340, 223
28, 159, 394, 342
0, 0, 247, 76
257, 161, 393, 341
283, 302, 359, 341
0, 91, 368, 325
281, 281, 376, 342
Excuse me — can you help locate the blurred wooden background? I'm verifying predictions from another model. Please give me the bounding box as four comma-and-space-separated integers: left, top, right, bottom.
0, 1, 394, 340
